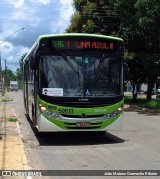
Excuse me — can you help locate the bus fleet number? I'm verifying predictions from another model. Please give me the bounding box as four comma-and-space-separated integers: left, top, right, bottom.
59, 108, 73, 114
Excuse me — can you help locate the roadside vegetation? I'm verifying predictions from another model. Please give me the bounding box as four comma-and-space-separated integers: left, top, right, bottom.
1, 98, 13, 102
125, 96, 160, 109
8, 117, 17, 122
1, 53, 26, 90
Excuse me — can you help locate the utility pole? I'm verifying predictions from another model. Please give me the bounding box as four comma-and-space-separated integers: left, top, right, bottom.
0, 50, 4, 96
5, 59, 9, 92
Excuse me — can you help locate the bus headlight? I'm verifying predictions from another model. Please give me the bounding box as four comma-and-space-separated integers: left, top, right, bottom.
41, 106, 46, 112
39, 104, 60, 119
104, 107, 123, 119
43, 110, 60, 119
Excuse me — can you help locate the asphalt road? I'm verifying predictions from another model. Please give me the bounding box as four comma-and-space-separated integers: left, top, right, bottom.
12, 90, 160, 179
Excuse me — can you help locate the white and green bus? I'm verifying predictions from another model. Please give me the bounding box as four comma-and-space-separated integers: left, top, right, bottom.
23, 33, 124, 135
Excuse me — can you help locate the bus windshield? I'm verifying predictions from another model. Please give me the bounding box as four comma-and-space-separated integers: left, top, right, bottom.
39, 52, 122, 97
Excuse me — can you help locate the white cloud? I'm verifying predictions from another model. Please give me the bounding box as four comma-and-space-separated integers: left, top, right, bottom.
0, 25, 25, 43
0, 0, 74, 72
4, 46, 29, 72
0, 3, 39, 41
0, 42, 13, 56
50, 0, 73, 33
13, 11, 27, 20
19, 46, 30, 56
50, 21, 65, 34
29, 0, 51, 5
6, 0, 25, 8
59, 0, 73, 20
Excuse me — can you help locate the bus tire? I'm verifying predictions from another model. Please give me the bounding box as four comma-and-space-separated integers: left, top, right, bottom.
34, 129, 44, 137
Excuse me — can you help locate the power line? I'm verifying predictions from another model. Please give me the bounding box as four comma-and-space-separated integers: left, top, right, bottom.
2, 13, 116, 17
0, 13, 119, 22
0, 18, 71, 22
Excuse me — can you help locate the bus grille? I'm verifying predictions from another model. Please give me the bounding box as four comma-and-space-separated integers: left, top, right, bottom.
61, 114, 105, 118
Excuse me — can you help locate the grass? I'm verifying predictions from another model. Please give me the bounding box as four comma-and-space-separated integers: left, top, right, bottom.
1, 98, 13, 102
142, 100, 160, 109
8, 117, 17, 122
124, 96, 160, 109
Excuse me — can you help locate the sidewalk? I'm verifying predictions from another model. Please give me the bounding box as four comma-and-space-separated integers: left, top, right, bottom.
0, 92, 28, 178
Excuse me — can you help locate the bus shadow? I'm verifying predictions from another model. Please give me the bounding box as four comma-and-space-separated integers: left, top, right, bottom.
36, 132, 125, 146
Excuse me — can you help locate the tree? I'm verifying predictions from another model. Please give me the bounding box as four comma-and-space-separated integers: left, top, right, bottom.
135, 0, 160, 100
16, 53, 27, 89
125, 51, 146, 101
111, 0, 160, 100
2, 69, 16, 88
66, 0, 119, 35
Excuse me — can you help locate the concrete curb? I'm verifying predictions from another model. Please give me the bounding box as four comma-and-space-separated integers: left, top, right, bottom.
16, 121, 32, 179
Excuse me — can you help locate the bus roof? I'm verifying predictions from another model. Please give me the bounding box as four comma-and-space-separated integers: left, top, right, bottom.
36, 33, 123, 43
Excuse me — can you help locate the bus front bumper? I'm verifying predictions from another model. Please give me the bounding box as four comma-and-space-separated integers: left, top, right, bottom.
37, 114, 123, 132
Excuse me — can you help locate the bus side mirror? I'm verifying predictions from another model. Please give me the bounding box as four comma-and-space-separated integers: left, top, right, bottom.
124, 62, 129, 83
30, 54, 39, 70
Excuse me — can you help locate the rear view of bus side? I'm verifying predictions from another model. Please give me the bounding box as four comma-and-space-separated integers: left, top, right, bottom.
23, 33, 124, 135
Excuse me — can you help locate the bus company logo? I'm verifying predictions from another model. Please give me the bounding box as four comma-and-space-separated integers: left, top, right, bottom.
79, 98, 88, 101
81, 113, 86, 118
95, 109, 107, 112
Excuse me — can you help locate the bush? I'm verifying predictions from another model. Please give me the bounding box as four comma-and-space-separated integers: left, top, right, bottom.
143, 100, 160, 109
124, 96, 160, 109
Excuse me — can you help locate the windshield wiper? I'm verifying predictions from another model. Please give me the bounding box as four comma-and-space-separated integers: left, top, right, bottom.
56, 49, 78, 74
53, 48, 81, 87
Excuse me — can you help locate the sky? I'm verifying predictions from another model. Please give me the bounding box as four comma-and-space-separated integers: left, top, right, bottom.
0, 0, 74, 72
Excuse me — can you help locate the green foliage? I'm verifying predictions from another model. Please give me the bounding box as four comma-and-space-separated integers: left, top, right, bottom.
66, 0, 119, 35
66, 13, 83, 33
16, 53, 27, 89
135, 0, 160, 54
1, 97, 13, 102
110, 0, 160, 101
124, 96, 160, 109
2, 69, 16, 87
143, 100, 160, 109
8, 117, 17, 122
124, 95, 146, 104
1, 53, 26, 89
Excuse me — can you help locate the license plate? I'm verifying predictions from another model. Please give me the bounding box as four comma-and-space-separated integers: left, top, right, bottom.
76, 122, 90, 127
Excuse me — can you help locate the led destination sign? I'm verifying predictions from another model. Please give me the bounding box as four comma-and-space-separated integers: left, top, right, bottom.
51, 40, 115, 50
